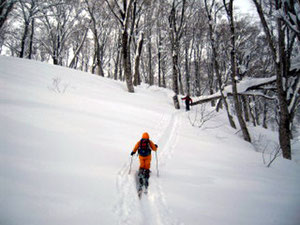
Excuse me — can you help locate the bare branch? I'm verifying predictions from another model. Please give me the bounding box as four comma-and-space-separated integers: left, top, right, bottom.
105, 0, 124, 26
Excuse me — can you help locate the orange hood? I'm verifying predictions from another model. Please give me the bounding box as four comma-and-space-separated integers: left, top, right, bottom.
142, 132, 149, 139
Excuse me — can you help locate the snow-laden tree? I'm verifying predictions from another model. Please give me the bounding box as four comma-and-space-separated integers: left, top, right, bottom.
84, 0, 113, 76
38, 0, 83, 66
168, 0, 187, 109
4, 0, 62, 59
251, 0, 300, 159
67, 16, 90, 70
17, 0, 39, 58
223, 0, 251, 142
278, 0, 300, 41
105, 0, 135, 93
183, 1, 207, 97
204, 0, 237, 129
132, 0, 149, 86
0, 0, 16, 29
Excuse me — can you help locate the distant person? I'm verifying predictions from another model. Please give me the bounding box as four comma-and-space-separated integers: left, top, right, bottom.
130, 132, 158, 190
182, 95, 193, 111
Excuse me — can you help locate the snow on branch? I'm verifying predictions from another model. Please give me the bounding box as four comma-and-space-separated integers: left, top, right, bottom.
191, 76, 277, 105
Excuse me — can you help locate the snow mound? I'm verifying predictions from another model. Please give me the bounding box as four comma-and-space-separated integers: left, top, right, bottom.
0, 56, 300, 225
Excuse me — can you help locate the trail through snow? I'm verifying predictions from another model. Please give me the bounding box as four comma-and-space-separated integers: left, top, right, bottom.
114, 111, 184, 225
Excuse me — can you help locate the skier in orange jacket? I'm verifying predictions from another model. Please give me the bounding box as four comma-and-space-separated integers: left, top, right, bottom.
130, 132, 158, 183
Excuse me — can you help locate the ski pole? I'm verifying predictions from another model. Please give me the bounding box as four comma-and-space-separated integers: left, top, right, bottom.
129, 156, 133, 175
155, 151, 159, 177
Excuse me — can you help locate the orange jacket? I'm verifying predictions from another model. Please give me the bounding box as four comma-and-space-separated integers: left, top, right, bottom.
132, 132, 157, 154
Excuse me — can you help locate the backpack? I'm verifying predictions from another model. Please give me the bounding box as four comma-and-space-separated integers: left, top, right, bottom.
138, 139, 151, 156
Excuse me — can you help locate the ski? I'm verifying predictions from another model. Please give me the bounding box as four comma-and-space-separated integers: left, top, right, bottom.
137, 186, 143, 199
137, 184, 148, 198
144, 187, 148, 195
137, 178, 146, 199
136, 169, 150, 199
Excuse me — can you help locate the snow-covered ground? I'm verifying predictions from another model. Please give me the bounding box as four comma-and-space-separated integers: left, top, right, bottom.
0, 56, 299, 225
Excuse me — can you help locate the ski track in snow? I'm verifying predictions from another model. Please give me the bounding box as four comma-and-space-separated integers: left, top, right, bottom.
114, 112, 184, 225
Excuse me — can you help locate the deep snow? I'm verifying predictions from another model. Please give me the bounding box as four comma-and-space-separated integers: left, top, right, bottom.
0, 56, 299, 225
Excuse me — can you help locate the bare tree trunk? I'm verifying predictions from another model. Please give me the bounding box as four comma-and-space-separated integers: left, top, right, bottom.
172, 47, 180, 95
169, 0, 186, 109
241, 96, 250, 122
178, 65, 184, 95
118, 55, 123, 81
122, 29, 134, 92
20, 19, 30, 58
114, 32, 122, 80
157, 38, 162, 87
185, 42, 190, 95
105, 0, 134, 92
194, 47, 201, 97
147, 33, 153, 85
53, 38, 59, 65
205, 0, 236, 128
85, 0, 105, 76
252, 0, 292, 159
28, 18, 35, 59
156, 11, 162, 87
97, 47, 105, 77
19, 0, 38, 59
194, 60, 200, 96
253, 97, 260, 126
93, 36, 104, 76
262, 98, 268, 129
173, 95, 180, 110
133, 32, 144, 86
208, 62, 215, 107
224, 0, 251, 142
161, 54, 166, 88
69, 27, 89, 68
277, 16, 291, 159
172, 48, 180, 109
114, 49, 120, 80
249, 98, 257, 127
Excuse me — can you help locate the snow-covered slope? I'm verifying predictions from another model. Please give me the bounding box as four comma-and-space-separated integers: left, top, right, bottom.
0, 56, 299, 225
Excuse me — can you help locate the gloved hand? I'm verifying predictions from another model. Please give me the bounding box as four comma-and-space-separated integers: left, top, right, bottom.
155, 144, 158, 148
131, 151, 135, 156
